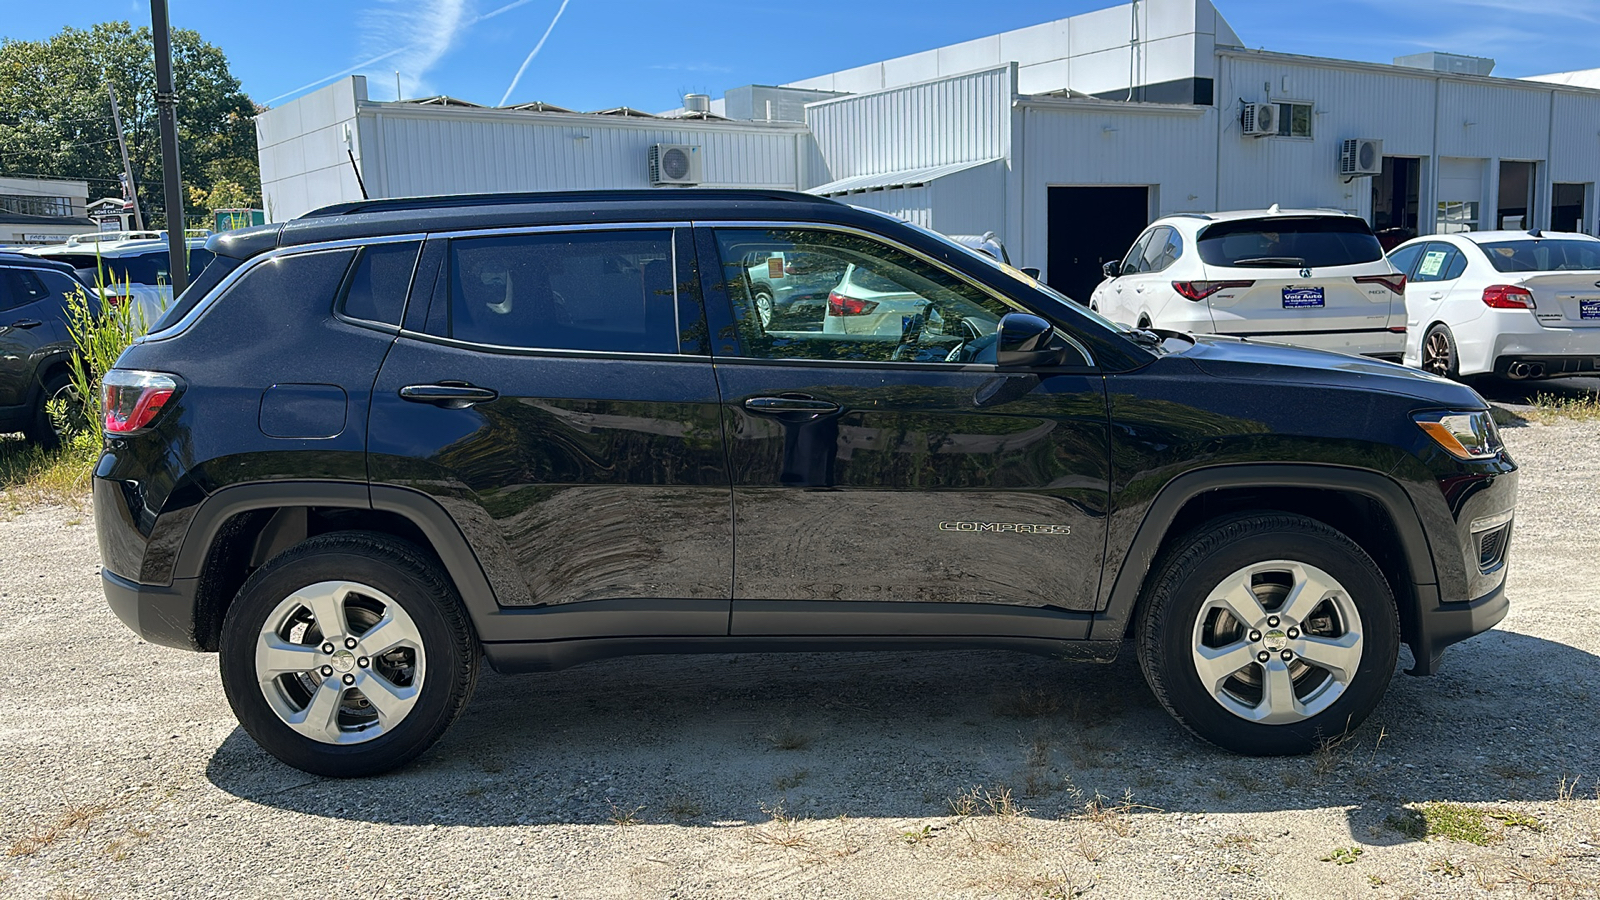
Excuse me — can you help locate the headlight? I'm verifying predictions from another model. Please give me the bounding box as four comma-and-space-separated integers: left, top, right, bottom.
1414, 410, 1503, 460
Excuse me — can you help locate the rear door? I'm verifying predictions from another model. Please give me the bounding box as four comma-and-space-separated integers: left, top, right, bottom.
0, 268, 72, 408
1197, 216, 1397, 343
701, 226, 1111, 638
367, 226, 732, 638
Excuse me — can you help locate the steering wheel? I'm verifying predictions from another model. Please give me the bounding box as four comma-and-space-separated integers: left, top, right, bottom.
942, 317, 988, 363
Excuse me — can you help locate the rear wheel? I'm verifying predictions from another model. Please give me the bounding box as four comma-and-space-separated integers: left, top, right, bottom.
23, 372, 83, 449
219, 532, 478, 777
1421, 324, 1460, 380
1136, 514, 1398, 755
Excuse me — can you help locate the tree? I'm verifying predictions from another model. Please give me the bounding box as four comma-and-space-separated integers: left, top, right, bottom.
0, 22, 260, 228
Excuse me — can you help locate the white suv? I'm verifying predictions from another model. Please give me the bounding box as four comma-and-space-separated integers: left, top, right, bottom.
1089, 208, 1407, 358
27, 235, 212, 331
1387, 230, 1600, 380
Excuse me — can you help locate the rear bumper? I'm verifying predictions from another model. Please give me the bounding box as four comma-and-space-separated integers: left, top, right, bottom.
1406, 579, 1509, 676
1492, 354, 1600, 379
1220, 328, 1406, 358
102, 568, 201, 651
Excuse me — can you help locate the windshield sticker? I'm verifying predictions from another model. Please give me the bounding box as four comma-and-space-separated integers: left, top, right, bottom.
1418, 251, 1448, 277
1283, 286, 1325, 308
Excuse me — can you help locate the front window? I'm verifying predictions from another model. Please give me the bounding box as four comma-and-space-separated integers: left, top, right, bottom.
1476, 239, 1600, 273
714, 228, 1029, 364
1197, 217, 1383, 269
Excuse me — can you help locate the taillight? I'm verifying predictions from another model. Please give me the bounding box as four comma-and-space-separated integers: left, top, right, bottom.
1356, 273, 1407, 295
1482, 285, 1536, 309
102, 370, 179, 435
827, 291, 879, 317
1172, 280, 1254, 301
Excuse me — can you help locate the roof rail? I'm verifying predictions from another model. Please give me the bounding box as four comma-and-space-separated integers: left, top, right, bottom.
300, 189, 838, 219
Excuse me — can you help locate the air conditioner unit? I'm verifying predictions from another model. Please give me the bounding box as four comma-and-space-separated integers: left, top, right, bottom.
1240, 102, 1278, 136
1340, 138, 1384, 177
648, 144, 702, 186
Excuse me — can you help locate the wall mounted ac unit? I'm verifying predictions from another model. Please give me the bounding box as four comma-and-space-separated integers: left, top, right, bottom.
1240, 102, 1278, 136
1339, 138, 1384, 177
649, 144, 703, 186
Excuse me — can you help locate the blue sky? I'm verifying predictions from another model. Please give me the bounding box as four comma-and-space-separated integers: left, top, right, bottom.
3, 0, 1596, 111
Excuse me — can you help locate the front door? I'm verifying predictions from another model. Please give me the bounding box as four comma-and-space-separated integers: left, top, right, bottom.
700, 227, 1111, 638
367, 227, 732, 638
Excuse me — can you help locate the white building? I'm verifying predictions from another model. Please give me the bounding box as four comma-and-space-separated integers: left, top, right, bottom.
256, 0, 1600, 301
0, 176, 93, 247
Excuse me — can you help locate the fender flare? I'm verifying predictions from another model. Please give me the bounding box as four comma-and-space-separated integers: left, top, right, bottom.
172, 480, 501, 620
1092, 463, 1439, 638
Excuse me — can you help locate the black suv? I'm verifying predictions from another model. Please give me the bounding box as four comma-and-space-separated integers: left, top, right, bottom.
0, 252, 93, 445
94, 191, 1517, 777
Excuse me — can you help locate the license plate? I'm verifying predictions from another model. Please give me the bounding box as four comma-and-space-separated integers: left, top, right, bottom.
1581, 299, 1600, 320
1283, 287, 1325, 309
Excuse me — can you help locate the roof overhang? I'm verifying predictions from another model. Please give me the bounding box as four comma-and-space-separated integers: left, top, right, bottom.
808, 158, 1003, 196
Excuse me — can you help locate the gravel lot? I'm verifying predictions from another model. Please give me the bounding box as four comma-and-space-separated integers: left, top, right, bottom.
2, 413, 1598, 899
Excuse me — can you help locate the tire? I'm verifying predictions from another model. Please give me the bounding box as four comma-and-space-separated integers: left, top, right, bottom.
219, 532, 479, 777
23, 371, 78, 449
1421, 323, 1460, 380
1135, 513, 1399, 756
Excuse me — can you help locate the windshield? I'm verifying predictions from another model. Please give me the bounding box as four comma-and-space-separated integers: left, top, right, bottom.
1477, 239, 1600, 273
1197, 216, 1384, 268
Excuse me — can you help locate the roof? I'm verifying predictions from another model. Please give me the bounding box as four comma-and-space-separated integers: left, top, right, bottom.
27, 237, 208, 257
808, 159, 1003, 195
1448, 230, 1600, 244
1159, 207, 1359, 225
0, 252, 82, 275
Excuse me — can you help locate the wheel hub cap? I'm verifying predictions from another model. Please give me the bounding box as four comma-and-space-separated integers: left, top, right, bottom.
1262, 629, 1288, 652
331, 649, 357, 673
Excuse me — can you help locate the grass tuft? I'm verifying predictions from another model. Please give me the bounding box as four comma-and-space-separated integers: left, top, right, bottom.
1388, 802, 1543, 846
1526, 392, 1600, 424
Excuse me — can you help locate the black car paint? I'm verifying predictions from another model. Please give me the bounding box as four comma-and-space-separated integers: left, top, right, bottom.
0, 254, 95, 433
94, 191, 1515, 678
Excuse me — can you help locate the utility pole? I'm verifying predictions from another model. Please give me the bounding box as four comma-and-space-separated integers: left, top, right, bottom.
150, 0, 188, 295
106, 85, 145, 231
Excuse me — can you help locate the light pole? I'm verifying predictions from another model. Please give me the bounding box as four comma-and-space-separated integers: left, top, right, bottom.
150, 0, 188, 295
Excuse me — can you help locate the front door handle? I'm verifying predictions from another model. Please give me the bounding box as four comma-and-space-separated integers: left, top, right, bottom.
399, 383, 499, 409
7, 319, 42, 329
743, 396, 841, 414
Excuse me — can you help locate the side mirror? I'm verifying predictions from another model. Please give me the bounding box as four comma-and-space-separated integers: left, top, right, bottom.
996, 312, 1063, 368
1102, 260, 1121, 279
1020, 266, 1042, 280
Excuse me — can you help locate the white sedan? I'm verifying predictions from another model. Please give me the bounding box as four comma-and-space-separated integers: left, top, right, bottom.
1388, 231, 1600, 380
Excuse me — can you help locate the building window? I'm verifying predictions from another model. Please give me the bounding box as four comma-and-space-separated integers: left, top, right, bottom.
0, 194, 74, 217
1276, 102, 1313, 138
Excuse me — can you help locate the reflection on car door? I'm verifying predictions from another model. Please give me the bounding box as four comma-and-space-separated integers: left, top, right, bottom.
701, 227, 1111, 639
0, 269, 70, 409
367, 228, 733, 638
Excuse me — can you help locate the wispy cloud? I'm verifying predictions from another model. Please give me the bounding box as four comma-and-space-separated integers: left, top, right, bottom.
360, 0, 470, 100
267, 0, 544, 106
499, 0, 573, 106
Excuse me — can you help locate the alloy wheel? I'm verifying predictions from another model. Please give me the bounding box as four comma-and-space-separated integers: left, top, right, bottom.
254, 581, 426, 745
1190, 560, 1364, 725
1423, 330, 1453, 377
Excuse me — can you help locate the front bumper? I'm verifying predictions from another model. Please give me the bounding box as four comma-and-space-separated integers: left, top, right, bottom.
103, 568, 202, 651
1405, 579, 1509, 676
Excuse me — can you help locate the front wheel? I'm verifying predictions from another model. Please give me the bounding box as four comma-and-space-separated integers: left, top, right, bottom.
1136, 513, 1398, 755
219, 532, 478, 777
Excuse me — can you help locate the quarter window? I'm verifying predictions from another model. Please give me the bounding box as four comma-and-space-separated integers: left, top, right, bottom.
446, 231, 679, 354
713, 228, 1029, 364
341, 242, 420, 327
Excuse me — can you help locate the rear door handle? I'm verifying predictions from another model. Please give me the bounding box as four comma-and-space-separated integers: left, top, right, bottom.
1428, 292, 1444, 300
399, 383, 499, 409
743, 396, 841, 414
7, 319, 42, 329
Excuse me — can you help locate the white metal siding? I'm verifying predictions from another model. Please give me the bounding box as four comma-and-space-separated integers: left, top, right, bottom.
362, 111, 807, 200
1017, 103, 1214, 276
806, 66, 1013, 183
840, 187, 932, 229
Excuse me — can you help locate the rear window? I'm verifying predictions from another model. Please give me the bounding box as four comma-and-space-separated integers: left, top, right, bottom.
1197, 217, 1384, 268
1477, 239, 1600, 273
447, 230, 679, 354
